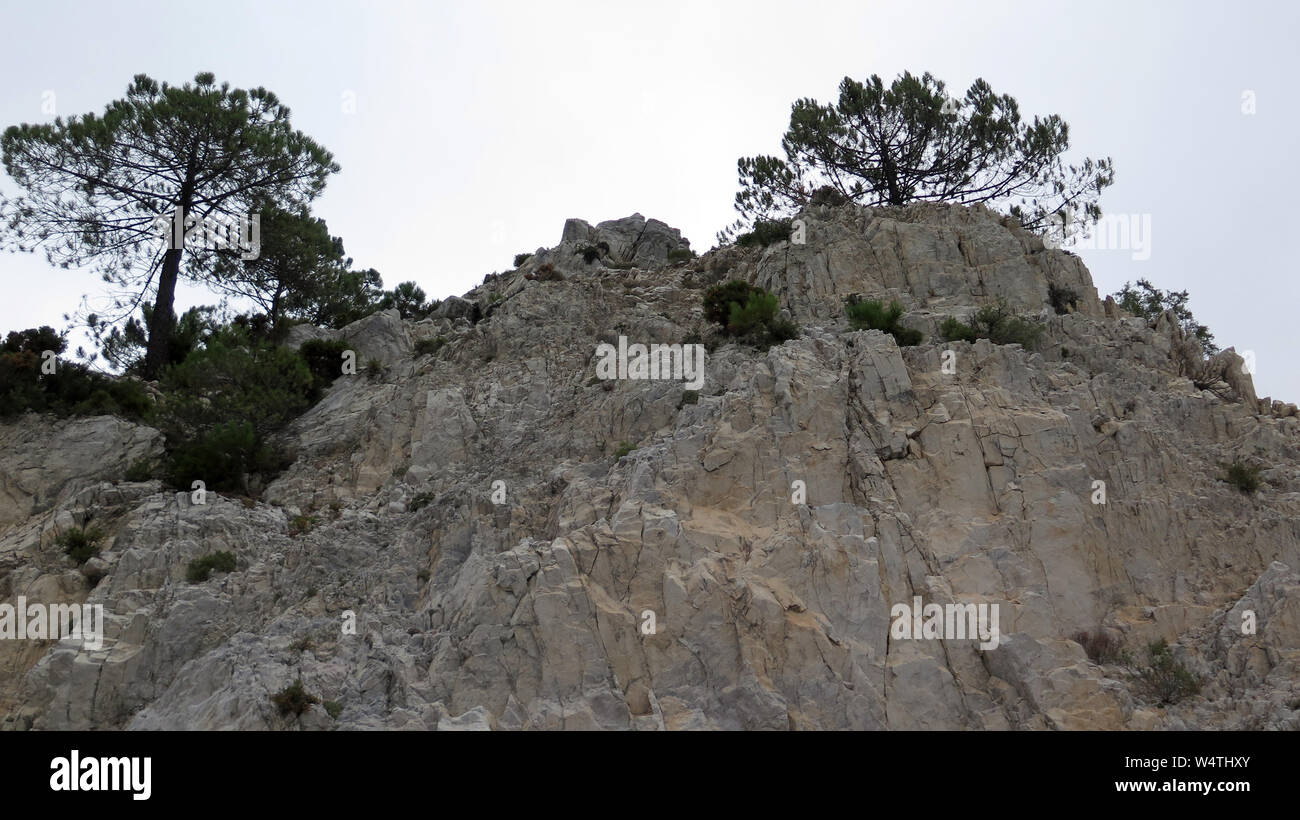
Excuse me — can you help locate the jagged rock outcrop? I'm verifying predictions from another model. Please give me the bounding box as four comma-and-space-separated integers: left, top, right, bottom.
2, 202, 1297, 730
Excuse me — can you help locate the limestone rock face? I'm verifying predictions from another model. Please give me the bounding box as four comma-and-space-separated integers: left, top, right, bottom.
528, 213, 691, 274
2, 203, 1297, 731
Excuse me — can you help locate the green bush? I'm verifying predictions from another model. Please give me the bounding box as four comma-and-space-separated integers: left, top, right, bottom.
613, 441, 635, 459
846, 297, 923, 346
1133, 639, 1201, 705
939, 303, 1043, 349
513, 252, 532, 268
703, 281, 800, 349
938, 316, 979, 343
159, 326, 315, 492
165, 421, 288, 495
728, 291, 780, 337
288, 515, 318, 536
679, 390, 699, 407
413, 336, 447, 357
735, 218, 793, 248
0, 326, 153, 420
704, 281, 761, 326
365, 358, 387, 381
186, 550, 237, 583
270, 679, 320, 717
667, 248, 695, 264
124, 458, 154, 482
1223, 460, 1262, 494
1048, 283, 1079, 315
57, 526, 106, 565
298, 339, 352, 396
323, 700, 344, 720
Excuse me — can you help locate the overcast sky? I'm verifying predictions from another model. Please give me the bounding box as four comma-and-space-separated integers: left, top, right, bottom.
2, 0, 1296, 400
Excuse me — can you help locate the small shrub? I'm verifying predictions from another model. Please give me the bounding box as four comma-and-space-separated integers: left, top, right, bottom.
1073, 630, 1129, 665
160, 327, 315, 492
939, 303, 1043, 349
270, 679, 320, 717
124, 458, 154, 482
613, 441, 635, 459
1048, 283, 1079, 315
576, 244, 603, 264
408, 491, 434, 512
702, 281, 800, 349
186, 550, 237, 583
413, 336, 447, 357
0, 326, 152, 421
938, 316, 979, 343
289, 636, 315, 653
846, 297, 923, 347
1222, 460, 1262, 494
365, 358, 386, 381
809, 185, 849, 207
513, 252, 533, 267
323, 700, 344, 720
1133, 639, 1202, 706
728, 291, 780, 337
736, 218, 793, 248
679, 390, 699, 407
667, 248, 695, 264
288, 515, 318, 536
57, 526, 106, 565
704, 281, 761, 326
765, 318, 800, 344
298, 338, 353, 395
533, 263, 563, 282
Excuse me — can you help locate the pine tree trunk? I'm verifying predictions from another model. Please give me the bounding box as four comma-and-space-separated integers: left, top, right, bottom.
142, 248, 182, 379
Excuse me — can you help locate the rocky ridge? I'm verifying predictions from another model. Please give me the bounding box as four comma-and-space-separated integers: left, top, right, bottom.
2, 202, 1298, 730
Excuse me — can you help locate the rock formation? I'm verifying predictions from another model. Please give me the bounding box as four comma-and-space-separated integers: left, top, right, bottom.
2, 202, 1297, 730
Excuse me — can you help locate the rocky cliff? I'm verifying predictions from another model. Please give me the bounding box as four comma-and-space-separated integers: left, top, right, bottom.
3, 202, 1298, 730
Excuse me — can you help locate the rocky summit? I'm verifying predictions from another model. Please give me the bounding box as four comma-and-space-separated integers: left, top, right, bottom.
2, 201, 1298, 731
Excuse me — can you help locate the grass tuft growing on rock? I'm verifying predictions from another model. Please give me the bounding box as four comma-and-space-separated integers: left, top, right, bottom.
270, 679, 320, 717
1222, 460, 1262, 494
846, 296, 923, 346
57, 526, 106, 565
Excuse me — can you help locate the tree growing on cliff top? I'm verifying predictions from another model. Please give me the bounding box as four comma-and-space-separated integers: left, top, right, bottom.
0, 72, 339, 378
721, 71, 1114, 243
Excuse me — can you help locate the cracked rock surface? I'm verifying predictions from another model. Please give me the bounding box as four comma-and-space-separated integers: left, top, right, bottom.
2, 202, 1297, 730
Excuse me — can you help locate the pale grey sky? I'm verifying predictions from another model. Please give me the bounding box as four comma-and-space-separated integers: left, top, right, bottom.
2, 0, 1296, 400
